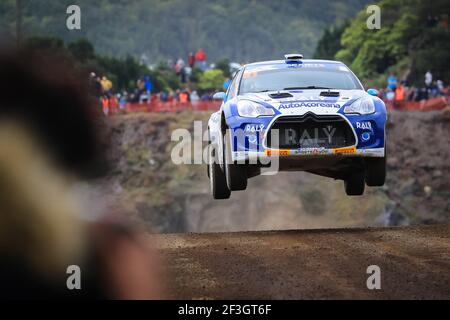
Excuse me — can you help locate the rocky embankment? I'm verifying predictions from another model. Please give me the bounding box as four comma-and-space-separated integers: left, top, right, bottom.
96, 110, 450, 233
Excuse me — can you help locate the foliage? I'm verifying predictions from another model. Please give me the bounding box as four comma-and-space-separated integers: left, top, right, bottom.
214, 58, 231, 78
67, 38, 95, 62
198, 69, 225, 91
0, 0, 371, 62
23, 36, 180, 93
333, 0, 450, 85
313, 21, 350, 60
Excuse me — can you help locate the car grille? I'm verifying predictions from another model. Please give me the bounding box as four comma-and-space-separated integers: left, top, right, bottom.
266, 113, 355, 149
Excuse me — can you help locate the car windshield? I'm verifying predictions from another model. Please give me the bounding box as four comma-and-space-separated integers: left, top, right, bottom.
239, 64, 363, 94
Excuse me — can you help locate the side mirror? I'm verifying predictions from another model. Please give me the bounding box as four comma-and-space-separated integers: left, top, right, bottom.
367, 88, 379, 96
212, 92, 226, 100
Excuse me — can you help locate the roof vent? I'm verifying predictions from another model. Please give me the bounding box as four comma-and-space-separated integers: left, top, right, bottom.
269, 92, 293, 99
284, 53, 303, 63
319, 90, 340, 97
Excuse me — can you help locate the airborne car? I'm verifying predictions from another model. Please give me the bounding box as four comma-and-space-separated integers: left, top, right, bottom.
207, 54, 387, 199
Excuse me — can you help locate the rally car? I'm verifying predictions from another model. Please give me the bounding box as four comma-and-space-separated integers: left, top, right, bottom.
207, 54, 387, 199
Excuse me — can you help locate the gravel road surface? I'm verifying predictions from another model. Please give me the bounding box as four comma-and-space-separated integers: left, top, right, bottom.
152, 224, 450, 299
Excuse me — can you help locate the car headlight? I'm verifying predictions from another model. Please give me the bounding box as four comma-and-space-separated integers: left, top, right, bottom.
237, 100, 275, 117
344, 98, 375, 115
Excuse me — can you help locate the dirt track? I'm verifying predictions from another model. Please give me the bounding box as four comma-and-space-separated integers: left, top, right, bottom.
153, 224, 450, 299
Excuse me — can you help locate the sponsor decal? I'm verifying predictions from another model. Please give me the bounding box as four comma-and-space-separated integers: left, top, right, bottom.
356, 121, 372, 130
302, 63, 326, 68
333, 146, 356, 155
248, 134, 258, 144
242, 71, 258, 79
292, 147, 328, 155
265, 149, 290, 157
361, 132, 371, 141
244, 124, 265, 133
279, 102, 340, 109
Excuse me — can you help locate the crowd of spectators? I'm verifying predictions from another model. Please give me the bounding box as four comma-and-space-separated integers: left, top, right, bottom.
378, 71, 448, 109
90, 48, 219, 116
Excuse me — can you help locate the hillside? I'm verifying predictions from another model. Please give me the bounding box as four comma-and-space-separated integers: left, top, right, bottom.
0, 0, 371, 62
332, 0, 450, 85
94, 110, 450, 233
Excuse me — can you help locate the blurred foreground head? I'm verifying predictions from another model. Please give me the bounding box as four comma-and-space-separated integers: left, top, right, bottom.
0, 48, 104, 178
0, 48, 161, 299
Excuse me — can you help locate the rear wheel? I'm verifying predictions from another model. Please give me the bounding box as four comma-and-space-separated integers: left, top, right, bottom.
365, 156, 386, 187
224, 130, 248, 191
208, 143, 230, 199
344, 171, 365, 196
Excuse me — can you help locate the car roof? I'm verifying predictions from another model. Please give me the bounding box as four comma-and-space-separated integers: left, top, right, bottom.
243, 59, 344, 69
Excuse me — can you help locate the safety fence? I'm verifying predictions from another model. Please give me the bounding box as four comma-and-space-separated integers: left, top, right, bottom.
104, 97, 449, 116
105, 101, 221, 115
385, 96, 449, 112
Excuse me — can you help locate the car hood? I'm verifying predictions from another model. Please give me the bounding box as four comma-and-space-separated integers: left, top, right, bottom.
240, 89, 367, 115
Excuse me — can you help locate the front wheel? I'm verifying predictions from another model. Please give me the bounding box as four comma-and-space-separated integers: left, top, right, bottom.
224, 130, 247, 191
365, 157, 386, 187
208, 143, 230, 199
344, 171, 365, 196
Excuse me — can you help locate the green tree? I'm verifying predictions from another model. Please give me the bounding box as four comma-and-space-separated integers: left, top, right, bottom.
313, 21, 350, 60
214, 58, 231, 78
68, 39, 95, 63
198, 69, 225, 92
335, 0, 450, 84
0, 0, 372, 62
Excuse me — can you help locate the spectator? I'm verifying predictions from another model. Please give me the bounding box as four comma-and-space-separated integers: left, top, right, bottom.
223, 78, 231, 91
100, 76, 113, 94
394, 83, 406, 109
175, 58, 186, 82
441, 14, 449, 29
89, 72, 102, 98
109, 94, 119, 114
179, 89, 190, 104
188, 52, 195, 68
418, 87, 429, 101
387, 74, 397, 90
195, 49, 207, 71
119, 93, 127, 111
136, 78, 149, 103
144, 75, 153, 95
201, 92, 211, 101
425, 70, 433, 88
386, 88, 395, 102
190, 90, 200, 103
426, 14, 439, 27
168, 90, 175, 104
437, 80, 445, 95
101, 95, 110, 116
175, 58, 185, 75
159, 91, 169, 102
407, 86, 417, 102
174, 89, 181, 102
0, 49, 162, 299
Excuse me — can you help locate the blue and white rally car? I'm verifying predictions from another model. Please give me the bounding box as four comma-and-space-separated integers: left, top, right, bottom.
207, 54, 387, 199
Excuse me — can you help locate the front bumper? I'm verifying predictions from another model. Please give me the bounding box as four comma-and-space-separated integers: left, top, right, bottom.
232, 147, 385, 163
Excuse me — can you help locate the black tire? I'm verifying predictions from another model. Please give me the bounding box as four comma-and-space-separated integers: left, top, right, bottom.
208, 143, 231, 199
344, 171, 365, 196
224, 130, 247, 191
365, 156, 386, 187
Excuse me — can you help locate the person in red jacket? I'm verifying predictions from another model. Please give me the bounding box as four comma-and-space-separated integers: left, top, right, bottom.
195, 48, 207, 71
